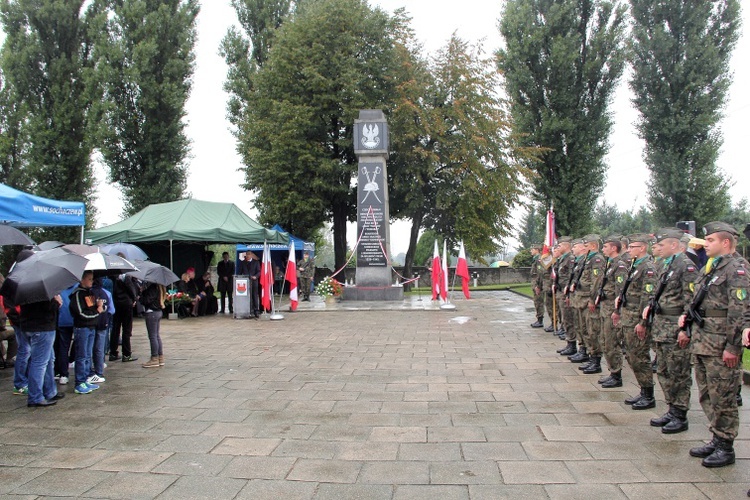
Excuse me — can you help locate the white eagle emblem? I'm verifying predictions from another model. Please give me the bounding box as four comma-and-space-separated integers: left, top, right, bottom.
361, 123, 380, 149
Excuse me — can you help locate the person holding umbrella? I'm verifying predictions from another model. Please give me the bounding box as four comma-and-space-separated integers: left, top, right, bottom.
69, 271, 105, 395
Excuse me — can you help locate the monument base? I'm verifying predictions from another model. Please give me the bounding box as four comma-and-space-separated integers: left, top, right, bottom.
342, 286, 404, 301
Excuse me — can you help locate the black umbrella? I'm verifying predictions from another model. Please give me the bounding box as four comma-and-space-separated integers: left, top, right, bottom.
0, 224, 35, 246
36, 240, 66, 251
126, 260, 179, 286
0, 248, 88, 305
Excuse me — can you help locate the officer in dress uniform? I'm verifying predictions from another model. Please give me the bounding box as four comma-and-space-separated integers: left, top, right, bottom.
644, 228, 698, 433
681, 222, 750, 468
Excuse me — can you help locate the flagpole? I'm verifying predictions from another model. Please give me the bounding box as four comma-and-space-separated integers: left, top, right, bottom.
440, 241, 456, 310
270, 250, 285, 320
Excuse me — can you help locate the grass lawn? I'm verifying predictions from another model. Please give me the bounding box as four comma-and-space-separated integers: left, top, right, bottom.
404, 283, 534, 297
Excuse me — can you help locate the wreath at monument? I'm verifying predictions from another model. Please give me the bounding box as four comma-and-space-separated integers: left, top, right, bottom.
316, 276, 342, 299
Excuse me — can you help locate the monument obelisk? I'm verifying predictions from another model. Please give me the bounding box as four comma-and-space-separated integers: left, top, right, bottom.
343, 109, 403, 301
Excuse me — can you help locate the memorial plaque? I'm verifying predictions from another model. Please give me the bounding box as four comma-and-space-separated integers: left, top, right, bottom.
357, 161, 387, 267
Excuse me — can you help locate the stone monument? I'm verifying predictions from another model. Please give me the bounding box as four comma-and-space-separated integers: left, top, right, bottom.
342, 109, 403, 301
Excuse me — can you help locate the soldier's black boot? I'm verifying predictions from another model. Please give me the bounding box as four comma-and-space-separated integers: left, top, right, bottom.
662, 407, 688, 434
632, 386, 656, 410
530, 318, 544, 328
601, 371, 622, 388
690, 435, 719, 458
558, 341, 577, 356
625, 388, 645, 405
583, 356, 602, 374
569, 347, 588, 363
598, 374, 611, 384
650, 405, 673, 427
544, 325, 554, 332
702, 438, 735, 468
578, 357, 595, 370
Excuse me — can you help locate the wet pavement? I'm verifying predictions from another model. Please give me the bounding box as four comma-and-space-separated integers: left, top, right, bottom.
0, 291, 747, 499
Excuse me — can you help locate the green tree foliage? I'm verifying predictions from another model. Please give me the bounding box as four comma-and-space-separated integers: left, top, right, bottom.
629, 0, 740, 228
412, 230, 441, 269
0, 0, 97, 241
89, 0, 199, 216
0, 70, 28, 188
231, 0, 408, 269
592, 201, 654, 236
725, 198, 750, 258
498, 0, 628, 235
512, 248, 533, 268
517, 205, 543, 251
390, 35, 528, 279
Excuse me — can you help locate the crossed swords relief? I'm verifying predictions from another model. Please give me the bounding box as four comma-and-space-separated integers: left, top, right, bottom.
361, 166, 382, 203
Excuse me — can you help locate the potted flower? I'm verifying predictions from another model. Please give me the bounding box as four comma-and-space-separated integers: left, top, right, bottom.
316, 276, 342, 303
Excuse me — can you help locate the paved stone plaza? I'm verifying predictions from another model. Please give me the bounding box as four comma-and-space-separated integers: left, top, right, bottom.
0, 291, 748, 499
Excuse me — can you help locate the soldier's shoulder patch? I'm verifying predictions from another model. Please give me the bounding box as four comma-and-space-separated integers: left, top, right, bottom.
594, 258, 602, 263
645, 283, 654, 293
737, 289, 748, 301
616, 276, 624, 284
689, 283, 695, 293
687, 266, 695, 272
738, 269, 746, 276
646, 270, 655, 277
593, 269, 600, 276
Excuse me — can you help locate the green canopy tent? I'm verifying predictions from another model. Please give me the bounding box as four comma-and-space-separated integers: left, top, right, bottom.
85, 198, 289, 273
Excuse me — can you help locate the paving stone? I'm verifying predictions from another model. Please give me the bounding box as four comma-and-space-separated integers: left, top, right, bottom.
0, 466, 47, 495
286, 458, 363, 483
564, 459, 649, 483
429, 461, 503, 484
28, 447, 111, 469
335, 442, 399, 461
313, 483, 393, 500
157, 475, 247, 500
392, 485, 469, 500
544, 483, 628, 499
461, 442, 527, 461
235, 479, 317, 500
358, 461, 429, 484
211, 437, 282, 456
81, 471, 178, 499
620, 482, 715, 500
10, 468, 113, 497
152, 452, 233, 476
498, 461, 576, 484
521, 441, 591, 461
469, 484, 547, 499
89, 450, 173, 472
152, 434, 224, 453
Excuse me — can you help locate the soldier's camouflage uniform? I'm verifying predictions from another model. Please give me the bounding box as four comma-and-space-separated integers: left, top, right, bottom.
573, 251, 606, 355
555, 252, 576, 342
597, 252, 629, 374
652, 253, 698, 412
687, 255, 749, 441
541, 256, 558, 327
620, 255, 657, 388
531, 254, 545, 322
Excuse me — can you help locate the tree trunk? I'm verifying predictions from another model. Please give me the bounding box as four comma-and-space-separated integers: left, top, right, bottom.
332, 202, 348, 272
402, 210, 424, 291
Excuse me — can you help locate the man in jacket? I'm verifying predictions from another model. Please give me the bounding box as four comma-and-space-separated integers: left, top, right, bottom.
69, 271, 104, 395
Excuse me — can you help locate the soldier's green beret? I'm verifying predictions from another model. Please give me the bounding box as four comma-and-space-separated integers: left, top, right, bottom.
655, 228, 684, 243
603, 234, 622, 244
557, 236, 572, 244
627, 233, 653, 244
582, 234, 601, 244
703, 221, 739, 237
571, 238, 584, 246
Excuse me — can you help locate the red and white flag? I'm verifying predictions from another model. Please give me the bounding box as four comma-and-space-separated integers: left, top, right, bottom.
260, 242, 273, 312
431, 239, 441, 300
456, 241, 470, 299
284, 243, 298, 311
441, 240, 448, 302
543, 205, 557, 255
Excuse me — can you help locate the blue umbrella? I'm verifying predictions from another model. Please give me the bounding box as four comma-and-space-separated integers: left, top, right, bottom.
101, 242, 149, 261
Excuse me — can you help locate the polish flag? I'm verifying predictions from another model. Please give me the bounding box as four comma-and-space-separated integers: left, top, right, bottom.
431, 239, 441, 300
456, 241, 470, 299
543, 205, 556, 255
260, 242, 273, 312
441, 240, 449, 301
284, 243, 298, 311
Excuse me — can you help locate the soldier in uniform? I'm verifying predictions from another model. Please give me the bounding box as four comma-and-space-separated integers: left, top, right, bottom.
613, 233, 657, 410
643, 228, 698, 433
596, 235, 626, 388
540, 248, 558, 333
530, 245, 545, 328
681, 222, 749, 468
298, 251, 315, 301
571, 235, 606, 374
567, 239, 590, 362
554, 237, 577, 355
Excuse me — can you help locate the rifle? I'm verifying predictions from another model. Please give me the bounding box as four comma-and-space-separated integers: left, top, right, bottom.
615, 258, 637, 314
683, 256, 723, 337
567, 251, 591, 295
594, 258, 613, 307
645, 256, 675, 326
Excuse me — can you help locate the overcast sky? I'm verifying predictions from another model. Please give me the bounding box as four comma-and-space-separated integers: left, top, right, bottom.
79, 2, 750, 252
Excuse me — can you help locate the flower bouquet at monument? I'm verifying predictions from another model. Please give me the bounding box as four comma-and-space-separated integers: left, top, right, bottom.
316, 276, 342, 300
164, 291, 192, 308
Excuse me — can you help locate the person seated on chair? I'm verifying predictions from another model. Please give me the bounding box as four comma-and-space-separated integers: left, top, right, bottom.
198, 271, 218, 315
176, 271, 203, 317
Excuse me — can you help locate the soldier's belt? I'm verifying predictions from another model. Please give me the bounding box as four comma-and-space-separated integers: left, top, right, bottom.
656, 306, 683, 316
697, 309, 728, 318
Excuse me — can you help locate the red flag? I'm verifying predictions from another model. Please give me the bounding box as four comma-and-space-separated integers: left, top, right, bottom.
543, 206, 556, 255
441, 240, 449, 301
284, 243, 298, 311
431, 239, 441, 300
260, 242, 273, 311
456, 241, 470, 299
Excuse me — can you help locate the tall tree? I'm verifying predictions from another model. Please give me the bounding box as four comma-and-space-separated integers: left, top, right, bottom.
629, 0, 740, 228
516, 204, 543, 251
0, 0, 97, 241
0, 69, 29, 189
498, 0, 628, 235
232, 0, 407, 269
390, 35, 528, 279
89, 0, 199, 216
